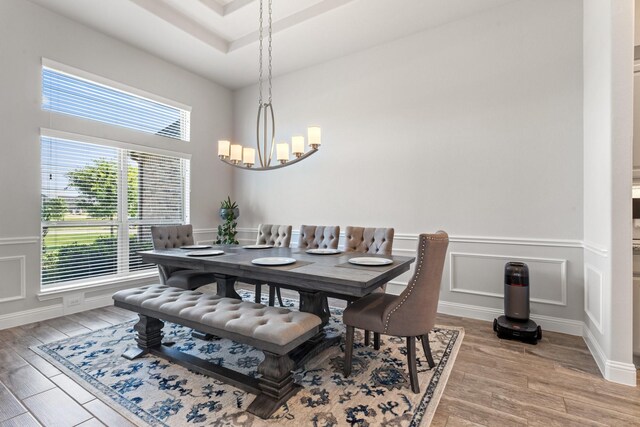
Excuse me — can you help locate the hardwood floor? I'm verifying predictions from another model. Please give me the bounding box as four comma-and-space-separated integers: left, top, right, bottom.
0, 286, 638, 426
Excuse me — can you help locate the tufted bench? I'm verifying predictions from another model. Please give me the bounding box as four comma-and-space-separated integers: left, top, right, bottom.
113, 284, 321, 419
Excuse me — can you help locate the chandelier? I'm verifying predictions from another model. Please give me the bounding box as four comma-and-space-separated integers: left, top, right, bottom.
217, 0, 321, 171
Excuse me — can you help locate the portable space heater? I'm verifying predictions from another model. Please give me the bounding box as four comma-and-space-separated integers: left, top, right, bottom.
493, 262, 542, 344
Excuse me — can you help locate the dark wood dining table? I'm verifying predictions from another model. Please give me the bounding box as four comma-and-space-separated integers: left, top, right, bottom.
139, 245, 415, 366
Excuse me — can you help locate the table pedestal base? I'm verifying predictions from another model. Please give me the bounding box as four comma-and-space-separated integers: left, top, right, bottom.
290, 329, 341, 368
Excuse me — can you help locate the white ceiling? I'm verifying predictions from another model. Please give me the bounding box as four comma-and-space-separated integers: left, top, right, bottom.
27, 0, 516, 89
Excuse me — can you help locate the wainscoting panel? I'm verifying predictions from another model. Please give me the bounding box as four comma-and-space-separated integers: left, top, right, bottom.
584, 264, 603, 334
0, 256, 26, 303
449, 252, 567, 306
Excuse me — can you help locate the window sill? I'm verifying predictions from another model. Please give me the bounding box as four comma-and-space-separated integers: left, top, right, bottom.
37, 270, 159, 301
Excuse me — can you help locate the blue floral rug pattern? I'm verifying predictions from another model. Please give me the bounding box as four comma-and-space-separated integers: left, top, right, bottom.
34, 291, 463, 426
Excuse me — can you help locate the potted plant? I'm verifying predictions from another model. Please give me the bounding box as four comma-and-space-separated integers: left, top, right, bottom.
216, 196, 239, 244
219, 196, 239, 221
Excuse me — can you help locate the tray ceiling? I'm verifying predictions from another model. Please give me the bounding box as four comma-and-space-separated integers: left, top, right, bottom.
27, 0, 516, 89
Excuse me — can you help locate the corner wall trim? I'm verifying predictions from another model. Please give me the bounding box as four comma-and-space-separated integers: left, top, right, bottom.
583, 324, 637, 386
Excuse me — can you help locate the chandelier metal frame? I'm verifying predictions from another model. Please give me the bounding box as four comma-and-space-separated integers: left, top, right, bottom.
218, 0, 320, 171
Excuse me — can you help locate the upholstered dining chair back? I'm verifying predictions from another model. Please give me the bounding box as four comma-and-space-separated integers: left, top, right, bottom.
256, 224, 292, 247
151, 224, 193, 284
344, 226, 394, 256
382, 231, 448, 337
151, 224, 212, 287
298, 225, 340, 250
151, 224, 194, 249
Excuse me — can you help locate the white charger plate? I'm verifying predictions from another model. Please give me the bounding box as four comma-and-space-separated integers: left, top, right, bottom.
186, 250, 225, 257
348, 257, 393, 266
306, 248, 342, 255
251, 257, 296, 266
243, 244, 274, 249
180, 245, 212, 250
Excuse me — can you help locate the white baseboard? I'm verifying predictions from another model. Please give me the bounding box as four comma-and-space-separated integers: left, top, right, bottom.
0, 304, 65, 330
0, 288, 136, 330
436, 300, 584, 336
583, 324, 637, 386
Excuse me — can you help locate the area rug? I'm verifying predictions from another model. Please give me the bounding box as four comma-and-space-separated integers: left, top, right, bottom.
33, 291, 463, 426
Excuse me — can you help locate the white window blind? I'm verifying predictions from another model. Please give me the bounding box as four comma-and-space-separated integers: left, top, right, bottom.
41, 136, 190, 286
42, 66, 191, 141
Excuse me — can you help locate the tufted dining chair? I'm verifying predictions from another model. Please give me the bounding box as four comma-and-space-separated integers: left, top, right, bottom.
252, 224, 293, 306
342, 231, 449, 394
150, 225, 217, 290
344, 226, 394, 348
344, 226, 394, 255
298, 225, 340, 250
256, 224, 292, 248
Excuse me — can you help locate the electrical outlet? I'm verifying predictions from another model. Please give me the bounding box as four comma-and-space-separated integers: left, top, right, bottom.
64, 293, 83, 307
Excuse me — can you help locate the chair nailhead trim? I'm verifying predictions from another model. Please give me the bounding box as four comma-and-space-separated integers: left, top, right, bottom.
383, 240, 426, 334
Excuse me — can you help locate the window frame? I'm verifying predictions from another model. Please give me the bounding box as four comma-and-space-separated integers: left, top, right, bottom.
39, 59, 193, 292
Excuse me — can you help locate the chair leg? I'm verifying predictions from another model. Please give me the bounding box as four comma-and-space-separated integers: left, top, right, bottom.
344, 325, 354, 377
268, 286, 276, 306
254, 283, 262, 304
364, 330, 370, 346
421, 333, 436, 369
407, 336, 419, 393
373, 332, 380, 350
276, 286, 284, 307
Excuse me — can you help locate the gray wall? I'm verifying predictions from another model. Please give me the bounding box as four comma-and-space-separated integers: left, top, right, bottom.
0, 0, 232, 326
232, 0, 585, 332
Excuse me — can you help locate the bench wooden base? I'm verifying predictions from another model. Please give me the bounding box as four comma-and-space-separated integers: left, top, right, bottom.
122, 314, 301, 419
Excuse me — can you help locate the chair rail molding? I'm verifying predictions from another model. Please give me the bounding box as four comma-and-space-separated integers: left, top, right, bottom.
583, 241, 609, 257
234, 228, 584, 249
0, 236, 40, 245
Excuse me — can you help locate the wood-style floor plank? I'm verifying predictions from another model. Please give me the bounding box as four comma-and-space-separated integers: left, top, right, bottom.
0, 382, 26, 423
0, 413, 42, 427
83, 399, 136, 427
0, 365, 56, 400
49, 374, 94, 405
23, 388, 92, 427
66, 312, 112, 331
19, 323, 66, 344
76, 418, 105, 427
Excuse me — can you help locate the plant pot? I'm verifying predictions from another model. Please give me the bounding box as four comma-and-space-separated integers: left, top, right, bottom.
219, 208, 239, 221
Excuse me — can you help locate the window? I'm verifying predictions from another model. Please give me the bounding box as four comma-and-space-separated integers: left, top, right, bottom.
42, 63, 190, 141
41, 135, 190, 286
40, 61, 191, 288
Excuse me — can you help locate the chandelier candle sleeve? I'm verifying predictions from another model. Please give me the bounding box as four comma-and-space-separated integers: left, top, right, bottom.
243, 148, 256, 167
230, 144, 242, 164
292, 136, 305, 158
308, 127, 321, 149
218, 140, 230, 158
277, 142, 289, 164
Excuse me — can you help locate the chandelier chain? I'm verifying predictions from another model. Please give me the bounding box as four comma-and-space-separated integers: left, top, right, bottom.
258, 0, 263, 105
268, 0, 273, 103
